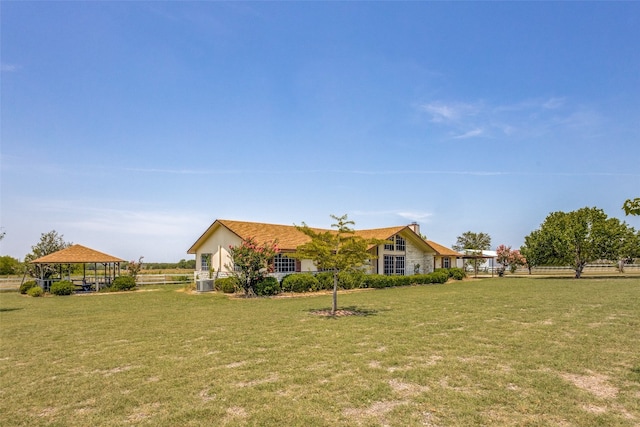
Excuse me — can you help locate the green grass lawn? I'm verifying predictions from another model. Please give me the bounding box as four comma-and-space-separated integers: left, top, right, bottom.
1, 277, 639, 426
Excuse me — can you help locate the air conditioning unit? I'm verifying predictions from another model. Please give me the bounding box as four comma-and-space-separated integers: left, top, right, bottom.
196, 279, 214, 292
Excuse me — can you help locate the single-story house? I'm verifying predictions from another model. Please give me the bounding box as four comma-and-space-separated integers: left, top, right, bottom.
187, 219, 462, 281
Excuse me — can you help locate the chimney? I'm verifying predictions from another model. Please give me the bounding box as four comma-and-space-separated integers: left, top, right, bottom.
408, 222, 420, 236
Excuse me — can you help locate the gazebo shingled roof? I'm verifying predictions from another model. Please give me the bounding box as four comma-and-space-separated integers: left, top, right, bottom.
30, 244, 125, 264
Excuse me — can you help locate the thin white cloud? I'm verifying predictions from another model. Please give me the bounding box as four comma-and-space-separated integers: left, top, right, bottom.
36, 200, 207, 237
1, 63, 20, 72
336, 169, 506, 176
419, 96, 602, 141
543, 97, 565, 109
420, 101, 479, 123
351, 209, 433, 222
396, 211, 433, 222
453, 128, 484, 139
422, 103, 458, 122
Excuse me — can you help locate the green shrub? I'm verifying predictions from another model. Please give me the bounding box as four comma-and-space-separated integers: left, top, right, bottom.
448, 267, 466, 280
430, 270, 450, 284
338, 271, 365, 289
396, 275, 413, 287
412, 274, 435, 285
315, 272, 334, 290
111, 276, 137, 291
315, 271, 364, 290
20, 280, 37, 295
281, 274, 319, 293
362, 275, 394, 289
255, 276, 280, 296
27, 286, 44, 297
215, 277, 238, 293
50, 280, 75, 296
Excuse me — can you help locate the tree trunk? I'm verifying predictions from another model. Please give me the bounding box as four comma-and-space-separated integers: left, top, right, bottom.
574, 262, 585, 279
332, 270, 338, 315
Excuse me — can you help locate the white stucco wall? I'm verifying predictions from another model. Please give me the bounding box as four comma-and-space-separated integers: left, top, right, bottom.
299, 259, 316, 272
195, 226, 241, 276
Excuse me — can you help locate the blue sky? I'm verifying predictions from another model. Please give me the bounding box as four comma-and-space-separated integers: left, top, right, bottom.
2, 2, 639, 262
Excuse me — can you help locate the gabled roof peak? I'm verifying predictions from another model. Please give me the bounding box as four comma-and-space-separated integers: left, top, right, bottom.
30, 244, 125, 264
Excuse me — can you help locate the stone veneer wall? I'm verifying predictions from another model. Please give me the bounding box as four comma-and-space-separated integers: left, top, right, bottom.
405, 241, 434, 275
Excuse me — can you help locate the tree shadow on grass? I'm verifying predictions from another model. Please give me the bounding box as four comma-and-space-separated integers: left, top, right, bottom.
307, 305, 380, 318
518, 275, 634, 281
0, 307, 23, 312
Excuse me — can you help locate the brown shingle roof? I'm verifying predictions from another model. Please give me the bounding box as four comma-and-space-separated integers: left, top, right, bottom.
188, 219, 454, 255
217, 219, 314, 251
30, 244, 125, 264
354, 226, 406, 241
426, 240, 463, 257
219, 221, 415, 251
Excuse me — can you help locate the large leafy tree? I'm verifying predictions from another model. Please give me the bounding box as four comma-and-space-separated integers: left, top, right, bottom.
522, 207, 639, 278
623, 198, 640, 216
227, 237, 279, 297
520, 229, 554, 274
24, 230, 72, 279
452, 231, 492, 275
294, 214, 382, 315
0, 255, 21, 275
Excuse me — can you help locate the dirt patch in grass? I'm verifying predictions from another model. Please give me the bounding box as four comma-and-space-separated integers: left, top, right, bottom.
125, 402, 162, 424
224, 406, 248, 422
389, 378, 430, 396
311, 309, 367, 317
343, 400, 408, 424
225, 361, 246, 369
559, 371, 618, 399
235, 374, 279, 388
309, 305, 378, 317
92, 365, 135, 377
199, 388, 215, 402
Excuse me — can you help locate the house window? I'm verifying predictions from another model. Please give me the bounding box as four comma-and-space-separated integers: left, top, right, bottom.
201, 253, 212, 271
384, 255, 405, 275
384, 255, 393, 274
443, 257, 450, 268
273, 254, 296, 273
384, 235, 406, 252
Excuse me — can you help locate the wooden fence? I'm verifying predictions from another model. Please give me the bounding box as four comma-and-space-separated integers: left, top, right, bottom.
0, 273, 194, 290
134, 274, 193, 286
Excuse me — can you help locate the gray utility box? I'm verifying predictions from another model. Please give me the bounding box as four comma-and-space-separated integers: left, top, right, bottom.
196, 279, 214, 292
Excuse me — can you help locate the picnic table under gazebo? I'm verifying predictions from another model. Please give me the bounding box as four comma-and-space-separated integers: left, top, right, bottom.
30, 244, 125, 292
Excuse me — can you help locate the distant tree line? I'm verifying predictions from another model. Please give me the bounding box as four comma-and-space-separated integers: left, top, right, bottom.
136, 259, 196, 270
0, 229, 196, 275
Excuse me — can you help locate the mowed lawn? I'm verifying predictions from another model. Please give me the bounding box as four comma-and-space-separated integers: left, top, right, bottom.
1, 277, 639, 426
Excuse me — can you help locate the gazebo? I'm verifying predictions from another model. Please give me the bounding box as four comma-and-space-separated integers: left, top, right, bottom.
460, 249, 497, 277
30, 244, 125, 292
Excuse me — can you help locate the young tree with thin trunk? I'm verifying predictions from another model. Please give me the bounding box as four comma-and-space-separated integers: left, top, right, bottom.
294, 214, 382, 315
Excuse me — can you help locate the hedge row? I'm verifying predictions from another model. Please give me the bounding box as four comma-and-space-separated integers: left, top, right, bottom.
20, 275, 140, 297
215, 268, 465, 296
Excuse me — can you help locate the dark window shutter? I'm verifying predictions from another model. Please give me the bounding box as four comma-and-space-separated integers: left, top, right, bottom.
295, 259, 301, 272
